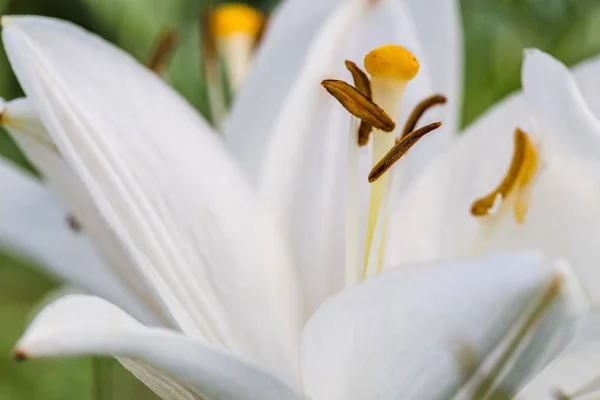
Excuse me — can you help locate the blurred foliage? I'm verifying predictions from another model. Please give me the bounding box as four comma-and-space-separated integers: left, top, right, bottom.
461, 0, 600, 125
1, 0, 600, 398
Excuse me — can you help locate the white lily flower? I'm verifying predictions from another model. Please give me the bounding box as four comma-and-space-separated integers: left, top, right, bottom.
0, 0, 597, 398
379, 46, 600, 399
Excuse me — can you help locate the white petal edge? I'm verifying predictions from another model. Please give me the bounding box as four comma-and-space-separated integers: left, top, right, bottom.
570, 53, 600, 121
404, 0, 463, 133
0, 150, 153, 323
2, 16, 303, 382
15, 294, 303, 400
301, 252, 589, 400
523, 48, 600, 159
223, 0, 340, 183
2, 97, 171, 327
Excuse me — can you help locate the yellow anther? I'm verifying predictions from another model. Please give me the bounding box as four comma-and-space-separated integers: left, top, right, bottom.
210, 3, 264, 38
364, 45, 420, 80
471, 128, 539, 224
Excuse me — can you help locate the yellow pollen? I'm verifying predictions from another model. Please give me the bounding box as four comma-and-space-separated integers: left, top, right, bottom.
471, 128, 539, 224
210, 3, 264, 38
364, 44, 420, 80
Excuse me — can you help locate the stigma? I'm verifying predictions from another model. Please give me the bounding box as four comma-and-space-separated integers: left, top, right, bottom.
210, 3, 264, 39
209, 3, 265, 92
471, 128, 539, 224
364, 44, 420, 81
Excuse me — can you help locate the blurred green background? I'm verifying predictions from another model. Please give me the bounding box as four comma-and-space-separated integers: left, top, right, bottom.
1, 0, 600, 398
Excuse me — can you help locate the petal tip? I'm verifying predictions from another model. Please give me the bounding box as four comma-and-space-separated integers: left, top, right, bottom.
13, 348, 29, 361
1, 15, 14, 27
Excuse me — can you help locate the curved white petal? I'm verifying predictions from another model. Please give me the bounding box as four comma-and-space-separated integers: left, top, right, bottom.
2, 97, 172, 327
519, 342, 600, 399
517, 309, 600, 399
571, 54, 600, 121
16, 294, 303, 400
2, 16, 302, 383
385, 50, 600, 305
301, 252, 588, 400
404, 0, 463, 133
523, 49, 600, 160
0, 153, 152, 322
224, 0, 340, 183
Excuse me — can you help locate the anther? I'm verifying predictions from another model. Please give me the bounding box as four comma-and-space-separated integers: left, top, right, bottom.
369, 121, 442, 182
345, 60, 374, 146
401, 94, 447, 139
66, 214, 83, 233
146, 28, 179, 75
470, 128, 539, 223
321, 79, 395, 132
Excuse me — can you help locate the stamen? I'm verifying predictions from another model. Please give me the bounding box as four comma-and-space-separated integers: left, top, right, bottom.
210, 3, 264, 39
321, 79, 395, 132
362, 45, 420, 279
146, 28, 179, 75
344, 60, 372, 99
345, 60, 373, 146
401, 94, 447, 139
369, 122, 442, 182
200, 8, 226, 127
471, 128, 539, 223
209, 4, 265, 92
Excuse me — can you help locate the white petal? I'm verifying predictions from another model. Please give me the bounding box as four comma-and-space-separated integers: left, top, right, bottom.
385, 50, 600, 305
518, 310, 600, 398
301, 252, 588, 400
516, 310, 600, 398
223, 0, 340, 183
0, 151, 152, 322
3, 16, 302, 383
404, 0, 463, 133
16, 294, 303, 400
2, 97, 170, 327
519, 342, 600, 399
572, 54, 600, 120
523, 49, 600, 158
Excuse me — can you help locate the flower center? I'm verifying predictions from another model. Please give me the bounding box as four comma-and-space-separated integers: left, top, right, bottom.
471, 128, 539, 224
322, 45, 444, 279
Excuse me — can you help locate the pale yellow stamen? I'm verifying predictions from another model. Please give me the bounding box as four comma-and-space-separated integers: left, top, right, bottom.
210, 3, 264, 39
363, 45, 419, 277
471, 128, 539, 224
209, 4, 264, 92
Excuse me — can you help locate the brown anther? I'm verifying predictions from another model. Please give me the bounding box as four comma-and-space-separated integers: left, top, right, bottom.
200, 8, 218, 65
470, 128, 538, 222
13, 349, 27, 361
552, 390, 571, 400
321, 79, 395, 132
369, 121, 442, 182
345, 60, 374, 146
253, 19, 267, 50
66, 214, 83, 233
401, 94, 447, 139
146, 28, 179, 75
345, 60, 372, 99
